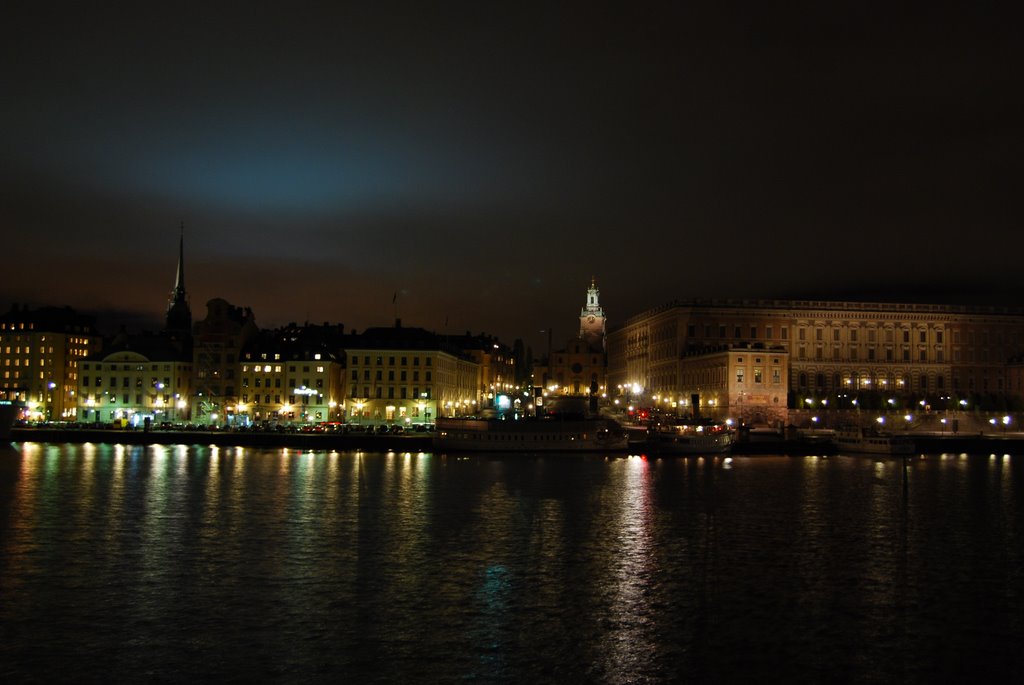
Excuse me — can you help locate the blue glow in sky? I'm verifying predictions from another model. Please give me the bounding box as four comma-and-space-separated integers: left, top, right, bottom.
2, 2, 1021, 348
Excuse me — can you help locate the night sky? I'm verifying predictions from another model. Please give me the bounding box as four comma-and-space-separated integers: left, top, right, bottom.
3, 2, 1020, 352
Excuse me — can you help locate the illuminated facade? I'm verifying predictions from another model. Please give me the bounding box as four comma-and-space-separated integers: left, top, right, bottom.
676, 345, 790, 424
538, 281, 608, 400
608, 299, 1024, 414
0, 305, 100, 420
77, 343, 194, 425
444, 332, 517, 409
344, 323, 479, 426
238, 323, 345, 424
579, 278, 607, 350
543, 341, 607, 397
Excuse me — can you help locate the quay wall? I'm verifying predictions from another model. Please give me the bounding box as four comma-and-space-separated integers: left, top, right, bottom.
9, 427, 1024, 456
10, 427, 433, 452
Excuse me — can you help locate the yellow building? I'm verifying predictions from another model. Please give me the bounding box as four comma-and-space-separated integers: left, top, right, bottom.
446, 333, 517, 410
0, 305, 101, 421
675, 344, 790, 425
77, 341, 194, 426
344, 323, 479, 427
609, 299, 1024, 413
237, 323, 345, 425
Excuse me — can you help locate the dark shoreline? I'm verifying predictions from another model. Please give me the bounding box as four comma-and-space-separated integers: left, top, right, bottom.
9, 427, 1024, 455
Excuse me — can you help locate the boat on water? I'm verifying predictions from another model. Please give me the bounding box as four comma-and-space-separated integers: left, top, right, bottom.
1, 400, 22, 441
642, 418, 736, 454
834, 426, 915, 455
433, 415, 628, 452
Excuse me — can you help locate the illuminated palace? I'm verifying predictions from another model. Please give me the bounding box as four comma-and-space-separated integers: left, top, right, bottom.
607, 298, 1024, 423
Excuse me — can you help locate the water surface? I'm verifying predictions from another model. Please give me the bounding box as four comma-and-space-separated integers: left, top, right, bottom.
1, 443, 1021, 682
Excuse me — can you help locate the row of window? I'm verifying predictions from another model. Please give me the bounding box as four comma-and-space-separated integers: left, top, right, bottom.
83, 364, 191, 372
797, 372, 948, 391
352, 386, 432, 400
683, 324, 1021, 347
796, 347, 942, 362
685, 324, 950, 343
798, 328, 944, 344
243, 365, 326, 373
735, 368, 783, 384
82, 377, 183, 388
5, 358, 58, 366
3, 370, 51, 380
349, 355, 433, 367
242, 394, 321, 405
1, 323, 90, 331
352, 369, 432, 382
248, 352, 324, 362
242, 377, 324, 388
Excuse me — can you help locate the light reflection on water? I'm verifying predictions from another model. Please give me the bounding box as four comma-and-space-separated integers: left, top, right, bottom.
0, 444, 1022, 683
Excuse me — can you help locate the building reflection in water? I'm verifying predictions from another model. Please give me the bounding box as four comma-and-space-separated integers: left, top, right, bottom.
1, 444, 1022, 682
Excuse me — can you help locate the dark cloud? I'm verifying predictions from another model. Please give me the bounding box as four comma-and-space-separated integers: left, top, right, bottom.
2, 2, 1021, 353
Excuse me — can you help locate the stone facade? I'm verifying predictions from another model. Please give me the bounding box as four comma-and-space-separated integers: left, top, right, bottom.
608, 299, 1024, 412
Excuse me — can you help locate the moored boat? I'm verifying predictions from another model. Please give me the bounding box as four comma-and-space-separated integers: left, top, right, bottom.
433, 415, 628, 452
1, 400, 22, 441
643, 418, 735, 454
834, 426, 914, 455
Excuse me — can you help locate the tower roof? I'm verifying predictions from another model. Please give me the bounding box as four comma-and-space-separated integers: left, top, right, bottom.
165, 224, 192, 338
173, 222, 185, 295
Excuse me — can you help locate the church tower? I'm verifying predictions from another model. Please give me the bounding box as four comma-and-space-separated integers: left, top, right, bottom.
579, 278, 606, 350
165, 226, 192, 338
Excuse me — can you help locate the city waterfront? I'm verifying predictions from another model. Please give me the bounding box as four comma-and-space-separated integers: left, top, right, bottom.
1, 443, 1022, 682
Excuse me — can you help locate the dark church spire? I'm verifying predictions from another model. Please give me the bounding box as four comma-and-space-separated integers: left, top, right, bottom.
173, 222, 186, 297
166, 223, 192, 337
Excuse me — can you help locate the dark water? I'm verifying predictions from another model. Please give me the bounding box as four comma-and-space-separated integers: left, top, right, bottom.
1, 443, 1021, 683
